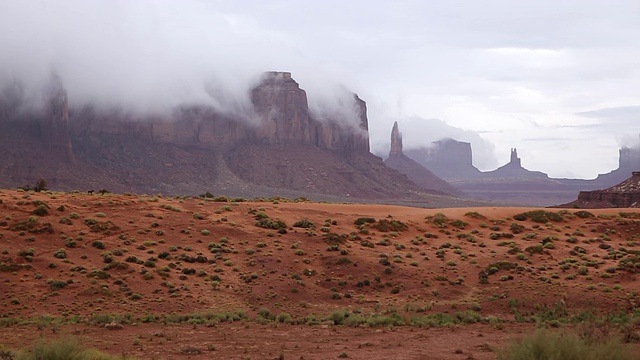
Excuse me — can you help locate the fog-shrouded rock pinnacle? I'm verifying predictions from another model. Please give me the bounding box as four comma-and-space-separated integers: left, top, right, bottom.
389, 121, 403, 157
509, 148, 521, 167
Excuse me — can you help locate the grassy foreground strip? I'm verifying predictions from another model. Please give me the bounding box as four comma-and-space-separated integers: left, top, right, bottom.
497, 329, 635, 360
0, 309, 500, 328
0, 337, 135, 360
1, 306, 640, 329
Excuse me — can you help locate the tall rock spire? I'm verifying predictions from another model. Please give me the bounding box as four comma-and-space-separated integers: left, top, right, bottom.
510, 148, 521, 167
389, 121, 403, 157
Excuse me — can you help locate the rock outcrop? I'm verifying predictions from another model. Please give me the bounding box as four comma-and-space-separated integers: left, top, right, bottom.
0, 72, 456, 203
559, 171, 640, 209
71, 72, 370, 154
561, 172, 640, 208
0, 74, 80, 189
384, 122, 463, 196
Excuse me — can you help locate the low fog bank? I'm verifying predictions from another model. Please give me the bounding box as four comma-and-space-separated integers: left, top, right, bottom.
0, 0, 362, 126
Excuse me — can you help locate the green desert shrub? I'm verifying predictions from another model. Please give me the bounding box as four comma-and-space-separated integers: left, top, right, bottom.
513, 210, 563, 223
33, 205, 49, 216
293, 219, 316, 229
450, 219, 468, 229
510, 223, 525, 234
17, 337, 125, 360
354, 217, 376, 226
525, 244, 544, 254
254, 212, 287, 229
497, 329, 633, 360
371, 219, 408, 232
464, 211, 486, 220
574, 211, 595, 219
425, 213, 449, 227
53, 248, 66, 259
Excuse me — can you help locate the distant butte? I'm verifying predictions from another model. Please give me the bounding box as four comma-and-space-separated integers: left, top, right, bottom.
404, 139, 580, 206
404, 138, 482, 180
398, 132, 640, 206
481, 148, 547, 179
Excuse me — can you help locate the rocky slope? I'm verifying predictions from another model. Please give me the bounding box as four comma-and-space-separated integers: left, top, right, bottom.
0, 72, 460, 203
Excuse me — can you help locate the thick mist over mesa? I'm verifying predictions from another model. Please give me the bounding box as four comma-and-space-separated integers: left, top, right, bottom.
0, 0, 363, 124
2, 0, 639, 179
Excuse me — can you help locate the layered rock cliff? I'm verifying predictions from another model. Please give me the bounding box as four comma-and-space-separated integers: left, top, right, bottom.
384, 122, 463, 196
561, 172, 640, 208
0, 75, 80, 188
70, 72, 370, 154
0, 71, 449, 202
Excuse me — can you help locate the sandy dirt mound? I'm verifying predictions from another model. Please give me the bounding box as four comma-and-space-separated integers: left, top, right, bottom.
1, 190, 639, 358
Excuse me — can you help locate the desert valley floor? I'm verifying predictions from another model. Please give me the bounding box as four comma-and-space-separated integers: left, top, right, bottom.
1, 189, 640, 359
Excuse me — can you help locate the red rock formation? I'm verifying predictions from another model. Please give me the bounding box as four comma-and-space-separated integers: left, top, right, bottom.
251, 71, 312, 146
71, 71, 370, 154
561, 172, 640, 208
0, 71, 437, 201
389, 121, 402, 157
384, 122, 463, 196
0, 75, 81, 189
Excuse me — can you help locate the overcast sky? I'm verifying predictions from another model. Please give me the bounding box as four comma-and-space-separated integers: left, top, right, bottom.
2, 0, 639, 178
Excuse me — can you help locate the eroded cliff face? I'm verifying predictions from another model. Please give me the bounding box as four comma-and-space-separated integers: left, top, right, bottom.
0, 75, 74, 160
0, 75, 79, 188
251, 71, 311, 146
69, 71, 369, 155
562, 172, 640, 208
0, 71, 422, 200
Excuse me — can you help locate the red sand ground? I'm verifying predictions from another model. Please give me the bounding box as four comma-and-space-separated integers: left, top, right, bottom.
1, 190, 640, 359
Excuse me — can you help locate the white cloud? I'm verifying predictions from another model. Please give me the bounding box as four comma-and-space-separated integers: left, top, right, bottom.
1, 0, 639, 178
